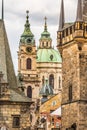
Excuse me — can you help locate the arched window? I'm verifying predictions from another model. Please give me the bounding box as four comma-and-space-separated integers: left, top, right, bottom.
49, 74, 54, 88
26, 58, 31, 69
42, 76, 45, 85
27, 86, 32, 98
59, 76, 61, 88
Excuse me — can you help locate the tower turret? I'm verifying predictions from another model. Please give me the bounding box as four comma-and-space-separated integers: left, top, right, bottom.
58, 0, 65, 31
39, 17, 52, 49
76, 0, 83, 21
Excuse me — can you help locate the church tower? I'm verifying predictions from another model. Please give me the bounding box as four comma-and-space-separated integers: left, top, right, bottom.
18, 11, 40, 100
37, 17, 62, 94
57, 0, 87, 129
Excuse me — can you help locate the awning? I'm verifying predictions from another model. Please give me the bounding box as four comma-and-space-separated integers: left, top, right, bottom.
50, 107, 61, 116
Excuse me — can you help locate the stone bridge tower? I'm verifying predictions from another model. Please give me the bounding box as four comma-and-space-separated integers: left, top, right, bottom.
57, 0, 87, 129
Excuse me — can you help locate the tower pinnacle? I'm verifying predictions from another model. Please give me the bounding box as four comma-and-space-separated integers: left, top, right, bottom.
26, 10, 29, 23
76, 0, 83, 21
2, 0, 4, 20
58, 0, 65, 31
25, 10, 30, 28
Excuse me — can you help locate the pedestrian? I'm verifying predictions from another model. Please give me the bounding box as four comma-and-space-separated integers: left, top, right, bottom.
1, 123, 8, 130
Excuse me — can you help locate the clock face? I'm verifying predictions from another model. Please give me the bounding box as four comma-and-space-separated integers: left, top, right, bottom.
26, 47, 32, 53
27, 38, 31, 43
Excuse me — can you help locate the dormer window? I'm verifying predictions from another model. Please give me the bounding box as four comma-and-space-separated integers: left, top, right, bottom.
50, 55, 53, 60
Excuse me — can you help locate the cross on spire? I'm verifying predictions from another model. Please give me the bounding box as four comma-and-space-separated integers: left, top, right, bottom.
44, 16, 47, 31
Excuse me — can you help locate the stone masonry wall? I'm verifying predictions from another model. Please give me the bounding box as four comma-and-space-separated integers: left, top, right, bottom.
62, 102, 79, 130
79, 102, 87, 130
79, 51, 87, 100
61, 40, 87, 130
62, 42, 80, 104
0, 104, 31, 130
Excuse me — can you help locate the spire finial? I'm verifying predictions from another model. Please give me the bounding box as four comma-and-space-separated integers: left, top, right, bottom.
44, 16, 47, 31
25, 10, 30, 28
58, 0, 65, 31
76, 0, 83, 21
26, 10, 29, 23
2, 0, 4, 20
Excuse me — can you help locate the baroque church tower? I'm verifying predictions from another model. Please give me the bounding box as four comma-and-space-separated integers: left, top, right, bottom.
57, 0, 87, 129
37, 17, 62, 94
18, 11, 40, 100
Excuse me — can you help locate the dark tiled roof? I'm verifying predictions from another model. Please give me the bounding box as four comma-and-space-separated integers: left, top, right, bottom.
0, 20, 17, 89
10, 88, 33, 103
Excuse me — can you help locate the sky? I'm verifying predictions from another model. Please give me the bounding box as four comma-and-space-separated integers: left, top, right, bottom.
0, 0, 78, 74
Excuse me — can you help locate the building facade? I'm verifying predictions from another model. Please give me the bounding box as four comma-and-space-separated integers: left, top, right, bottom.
0, 20, 34, 130
57, 0, 87, 130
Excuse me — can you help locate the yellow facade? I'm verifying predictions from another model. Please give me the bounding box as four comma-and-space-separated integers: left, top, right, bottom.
40, 93, 61, 113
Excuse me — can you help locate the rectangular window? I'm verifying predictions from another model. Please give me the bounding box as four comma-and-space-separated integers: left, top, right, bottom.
62, 31, 64, 38
12, 115, 20, 128
69, 85, 72, 101
70, 26, 72, 34
80, 23, 83, 30
66, 28, 68, 36
86, 26, 87, 31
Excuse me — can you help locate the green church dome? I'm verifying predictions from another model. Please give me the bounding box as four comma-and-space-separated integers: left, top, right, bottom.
37, 48, 62, 63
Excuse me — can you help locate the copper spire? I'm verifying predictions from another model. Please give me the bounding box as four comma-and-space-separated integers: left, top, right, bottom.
58, 0, 65, 31
76, 0, 83, 21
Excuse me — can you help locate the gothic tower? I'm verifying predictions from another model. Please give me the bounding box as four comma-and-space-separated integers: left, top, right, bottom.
57, 0, 87, 129
18, 11, 40, 100
0, 2, 33, 128
83, 0, 87, 20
